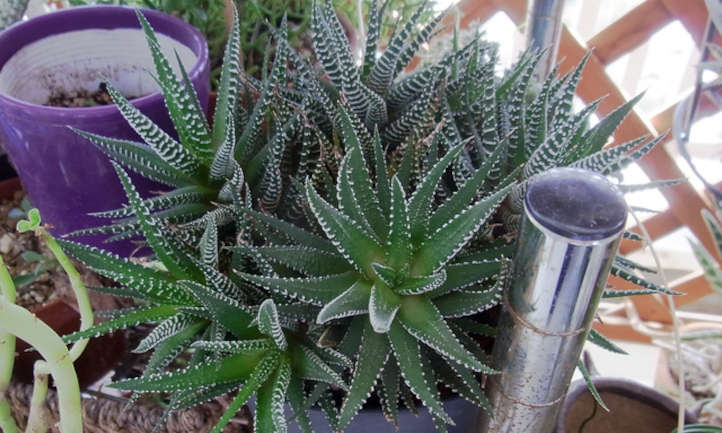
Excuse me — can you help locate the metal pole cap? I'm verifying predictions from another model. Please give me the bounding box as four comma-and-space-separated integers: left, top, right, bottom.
524, 167, 627, 242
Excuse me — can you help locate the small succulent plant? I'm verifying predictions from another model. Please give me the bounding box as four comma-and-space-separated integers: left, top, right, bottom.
58, 2, 684, 433
239, 107, 511, 429
60, 162, 349, 433
301, 0, 680, 295
70, 8, 316, 246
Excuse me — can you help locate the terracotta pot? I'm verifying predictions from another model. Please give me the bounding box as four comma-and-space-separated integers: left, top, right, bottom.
13, 298, 126, 389
555, 378, 697, 433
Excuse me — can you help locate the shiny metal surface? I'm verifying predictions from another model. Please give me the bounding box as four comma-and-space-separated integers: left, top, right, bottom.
525, 0, 565, 82
477, 168, 626, 433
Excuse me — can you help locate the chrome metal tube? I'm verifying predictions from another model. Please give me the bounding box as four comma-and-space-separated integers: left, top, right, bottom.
525, 0, 565, 81
477, 168, 627, 433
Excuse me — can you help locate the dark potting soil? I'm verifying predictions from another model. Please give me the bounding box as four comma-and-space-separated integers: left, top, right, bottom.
0, 187, 123, 311
45, 83, 144, 108
0, 189, 58, 309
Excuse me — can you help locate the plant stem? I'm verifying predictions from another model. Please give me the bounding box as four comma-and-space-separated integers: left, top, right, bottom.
0, 400, 19, 433
0, 299, 83, 433
39, 229, 93, 362
627, 204, 686, 433
25, 368, 49, 433
0, 256, 19, 433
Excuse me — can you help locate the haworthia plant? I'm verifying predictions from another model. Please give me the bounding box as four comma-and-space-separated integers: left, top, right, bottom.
61, 162, 347, 433
239, 107, 509, 430
70, 8, 316, 246
61, 3, 681, 433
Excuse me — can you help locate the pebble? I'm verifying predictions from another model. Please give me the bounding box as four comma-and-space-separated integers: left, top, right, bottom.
0, 233, 15, 254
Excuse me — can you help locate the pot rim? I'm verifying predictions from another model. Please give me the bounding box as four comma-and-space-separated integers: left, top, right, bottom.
0, 5, 209, 122
556, 377, 697, 432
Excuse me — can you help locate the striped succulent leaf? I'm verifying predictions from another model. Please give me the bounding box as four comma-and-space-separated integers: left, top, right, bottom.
238, 105, 512, 430
71, 8, 315, 246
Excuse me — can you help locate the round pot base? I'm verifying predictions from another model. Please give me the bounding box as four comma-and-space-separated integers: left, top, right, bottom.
556, 378, 697, 433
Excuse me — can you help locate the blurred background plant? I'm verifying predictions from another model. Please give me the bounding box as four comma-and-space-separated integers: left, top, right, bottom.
67, 0, 228, 84
0, 0, 30, 31
663, 1, 722, 425
61, 0, 437, 83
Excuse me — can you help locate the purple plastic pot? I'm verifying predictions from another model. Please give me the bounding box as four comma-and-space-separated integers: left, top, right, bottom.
0, 6, 210, 254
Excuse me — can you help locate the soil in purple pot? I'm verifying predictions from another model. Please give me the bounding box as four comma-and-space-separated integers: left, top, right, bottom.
45, 83, 146, 108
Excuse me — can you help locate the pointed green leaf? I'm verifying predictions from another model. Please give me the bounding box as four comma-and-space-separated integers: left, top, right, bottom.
242, 245, 352, 277
379, 357, 400, 427
398, 296, 486, 372
587, 329, 628, 354
610, 265, 682, 295
306, 179, 384, 276
239, 271, 359, 306
295, 345, 348, 390
240, 207, 336, 253
180, 280, 256, 339
395, 271, 447, 296
369, 282, 401, 333
580, 93, 644, 156
387, 177, 411, 270
211, 2, 241, 150
287, 377, 313, 433
192, 338, 276, 354
435, 284, 501, 318
255, 356, 291, 433
339, 108, 387, 237
408, 142, 465, 243
63, 305, 178, 343
432, 353, 492, 413
429, 140, 506, 232
430, 260, 502, 298
317, 280, 371, 324
337, 321, 390, 430
112, 162, 202, 281
133, 313, 197, 353
211, 352, 281, 433
106, 83, 199, 175
388, 321, 453, 424
413, 184, 512, 274
199, 217, 218, 268
71, 128, 189, 186
577, 360, 609, 412
136, 10, 212, 160
371, 262, 397, 286
57, 239, 194, 306
257, 299, 286, 350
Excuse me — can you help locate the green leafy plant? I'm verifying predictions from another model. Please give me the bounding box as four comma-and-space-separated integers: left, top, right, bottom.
301, 0, 679, 297
233, 1, 681, 429
60, 2, 682, 433
0, 0, 29, 31
0, 209, 93, 433
69, 8, 315, 246
6, 199, 62, 289
69, 0, 229, 84
60, 161, 348, 433
239, 107, 510, 430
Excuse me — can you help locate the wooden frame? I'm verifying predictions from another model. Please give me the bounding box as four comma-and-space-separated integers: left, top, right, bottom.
451, 0, 720, 334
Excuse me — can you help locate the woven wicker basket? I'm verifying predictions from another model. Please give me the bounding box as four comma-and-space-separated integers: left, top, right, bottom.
6, 382, 252, 433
